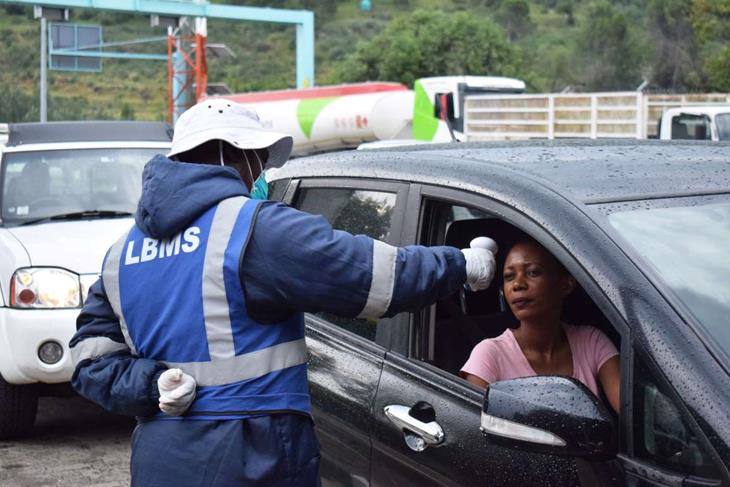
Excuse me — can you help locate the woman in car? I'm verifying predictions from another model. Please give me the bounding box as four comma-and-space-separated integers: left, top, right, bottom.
460, 238, 621, 414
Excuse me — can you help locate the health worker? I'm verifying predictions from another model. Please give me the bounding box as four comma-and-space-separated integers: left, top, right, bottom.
69, 99, 496, 487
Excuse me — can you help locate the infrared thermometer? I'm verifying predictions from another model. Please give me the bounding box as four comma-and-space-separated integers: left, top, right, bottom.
459, 236, 498, 313
469, 236, 498, 254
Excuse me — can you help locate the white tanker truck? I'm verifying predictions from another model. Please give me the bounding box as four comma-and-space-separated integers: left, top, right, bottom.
206, 76, 527, 155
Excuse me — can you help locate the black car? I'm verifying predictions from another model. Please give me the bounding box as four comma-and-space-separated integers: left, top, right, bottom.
268, 140, 730, 487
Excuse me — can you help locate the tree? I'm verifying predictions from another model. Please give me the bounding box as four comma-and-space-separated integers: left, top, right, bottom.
523, 35, 578, 92
646, 0, 704, 90
556, 0, 575, 27
331, 9, 516, 87
691, 0, 730, 90
332, 197, 392, 241
703, 47, 730, 91
576, 2, 646, 91
496, 0, 532, 41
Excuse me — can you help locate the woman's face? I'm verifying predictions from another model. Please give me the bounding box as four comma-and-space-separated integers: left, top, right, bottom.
503, 241, 574, 323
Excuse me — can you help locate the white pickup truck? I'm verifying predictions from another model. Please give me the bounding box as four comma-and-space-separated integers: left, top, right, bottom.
0, 121, 170, 438
658, 106, 730, 141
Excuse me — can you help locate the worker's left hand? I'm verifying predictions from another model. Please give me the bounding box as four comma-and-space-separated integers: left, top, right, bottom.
157, 368, 196, 416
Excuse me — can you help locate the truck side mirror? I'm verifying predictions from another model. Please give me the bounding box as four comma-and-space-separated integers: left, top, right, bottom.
433, 92, 455, 122
481, 376, 616, 460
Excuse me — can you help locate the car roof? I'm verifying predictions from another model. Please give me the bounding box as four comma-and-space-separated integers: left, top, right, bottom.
279, 140, 730, 205
6, 121, 173, 147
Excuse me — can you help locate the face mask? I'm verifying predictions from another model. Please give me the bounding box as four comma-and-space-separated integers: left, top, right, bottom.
250, 171, 269, 200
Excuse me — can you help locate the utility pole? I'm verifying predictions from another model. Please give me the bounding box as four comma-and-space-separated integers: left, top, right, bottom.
39, 16, 47, 122
34, 6, 69, 122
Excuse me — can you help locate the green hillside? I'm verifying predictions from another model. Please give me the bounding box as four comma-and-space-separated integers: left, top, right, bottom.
1, 0, 728, 122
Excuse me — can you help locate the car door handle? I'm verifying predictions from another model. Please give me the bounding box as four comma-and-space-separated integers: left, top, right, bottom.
384, 404, 445, 448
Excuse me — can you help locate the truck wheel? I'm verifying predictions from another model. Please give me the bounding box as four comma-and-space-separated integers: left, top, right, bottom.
0, 375, 38, 439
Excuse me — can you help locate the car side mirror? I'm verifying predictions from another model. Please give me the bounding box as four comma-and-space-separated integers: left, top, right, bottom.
481, 376, 616, 460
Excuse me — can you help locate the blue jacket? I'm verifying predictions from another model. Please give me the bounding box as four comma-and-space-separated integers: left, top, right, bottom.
70, 155, 466, 418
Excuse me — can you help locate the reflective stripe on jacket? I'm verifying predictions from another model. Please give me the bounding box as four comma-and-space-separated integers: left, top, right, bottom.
102, 196, 309, 419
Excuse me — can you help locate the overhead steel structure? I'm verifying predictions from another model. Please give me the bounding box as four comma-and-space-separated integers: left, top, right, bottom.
0, 0, 315, 122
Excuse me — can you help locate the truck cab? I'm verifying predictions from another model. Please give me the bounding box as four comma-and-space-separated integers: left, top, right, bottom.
413, 76, 527, 142
659, 106, 730, 141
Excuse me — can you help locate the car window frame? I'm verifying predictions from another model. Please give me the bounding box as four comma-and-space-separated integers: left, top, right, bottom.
401, 183, 633, 445
408, 184, 730, 483
284, 177, 411, 351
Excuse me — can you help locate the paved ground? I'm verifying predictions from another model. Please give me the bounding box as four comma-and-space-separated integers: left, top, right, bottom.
0, 396, 134, 487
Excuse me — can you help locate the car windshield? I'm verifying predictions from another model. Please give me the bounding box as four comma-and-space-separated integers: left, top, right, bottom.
1, 147, 164, 224
716, 113, 730, 141
604, 196, 730, 366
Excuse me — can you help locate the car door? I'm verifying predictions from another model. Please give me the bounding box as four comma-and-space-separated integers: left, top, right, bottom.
282, 177, 410, 487
371, 185, 631, 486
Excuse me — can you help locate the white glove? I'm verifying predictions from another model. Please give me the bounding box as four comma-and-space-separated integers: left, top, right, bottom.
461, 236, 497, 291
157, 368, 196, 416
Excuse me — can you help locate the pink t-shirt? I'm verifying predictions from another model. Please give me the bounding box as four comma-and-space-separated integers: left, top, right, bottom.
460, 324, 618, 397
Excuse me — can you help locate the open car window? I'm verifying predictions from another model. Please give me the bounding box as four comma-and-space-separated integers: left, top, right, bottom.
414, 198, 622, 407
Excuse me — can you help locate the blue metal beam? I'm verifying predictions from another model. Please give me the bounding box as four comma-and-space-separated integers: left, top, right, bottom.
1, 1, 309, 23
58, 35, 168, 51
0, 0, 315, 87
49, 49, 167, 60
296, 11, 315, 88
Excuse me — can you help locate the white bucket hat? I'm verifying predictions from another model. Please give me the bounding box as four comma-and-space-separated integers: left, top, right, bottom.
168, 98, 293, 168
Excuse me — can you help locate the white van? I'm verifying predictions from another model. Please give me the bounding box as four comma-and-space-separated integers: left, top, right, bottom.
0, 121, 171, 438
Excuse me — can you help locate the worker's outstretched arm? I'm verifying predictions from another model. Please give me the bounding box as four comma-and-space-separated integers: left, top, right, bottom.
242, 202, 481, 320
69, 280, 167, 417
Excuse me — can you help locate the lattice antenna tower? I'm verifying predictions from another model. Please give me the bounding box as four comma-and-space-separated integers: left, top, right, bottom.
167, 16, 208, 123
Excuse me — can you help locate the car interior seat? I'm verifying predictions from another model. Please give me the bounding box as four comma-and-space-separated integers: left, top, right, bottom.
434, 218, 522, 375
